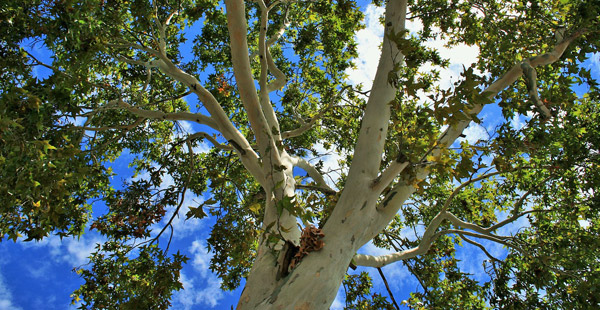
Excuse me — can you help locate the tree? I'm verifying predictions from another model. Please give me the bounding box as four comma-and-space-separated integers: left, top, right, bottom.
1, 0, 600, 308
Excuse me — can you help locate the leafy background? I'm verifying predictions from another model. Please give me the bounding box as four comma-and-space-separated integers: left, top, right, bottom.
1, 1, 599, 309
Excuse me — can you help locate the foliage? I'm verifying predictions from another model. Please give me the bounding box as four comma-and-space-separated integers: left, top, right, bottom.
343, 272, 395, 310
72, 242, 187, 310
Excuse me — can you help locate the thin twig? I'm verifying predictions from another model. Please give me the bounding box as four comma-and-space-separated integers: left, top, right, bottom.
152, 140, 195, 245
377, 267, 401, 310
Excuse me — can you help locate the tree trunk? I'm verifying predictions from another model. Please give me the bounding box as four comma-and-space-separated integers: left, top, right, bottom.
237, 1, 409, 308
238, 197, 370, 310
238, 173, 396, 310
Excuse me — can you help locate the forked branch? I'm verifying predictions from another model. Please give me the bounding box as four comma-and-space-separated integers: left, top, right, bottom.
354, 204, 542, 268
371, 27, 588, 231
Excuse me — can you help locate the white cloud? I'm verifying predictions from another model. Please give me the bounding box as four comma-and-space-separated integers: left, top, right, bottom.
345, 3, 481, 114
455, 245, 490, 282
189, 240, 213, 278
420, 40, 480, 91
64, 236, 103, 266
579, 219, 591, 229
356, 240, 419, 291
510, 115, 526, 131
171, 241, 225, 309
0, 271, 22, 310
345, 4, 385, 88
358, 240, 394, 257
172, 273, 224, 310
458, 122, 489, 144
20, 234, 104, 267
156, 195, 206, 240
176, 121, 213, 154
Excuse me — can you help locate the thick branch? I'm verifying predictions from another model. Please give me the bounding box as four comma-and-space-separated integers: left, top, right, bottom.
443, 212, 505, 236
225, 0, 273, 153
354, 209, 524, 268
353, 210, 447, 268
249, 5, 289, 60
265, 7, 290, 93
371, 161, 409, 194
437, 28, 587, 150
140, 57, 266, 185
521, 62, 552, 119
345, 0, 408, 180
257, 0, 282, 136
370, 28, 587, 236
112, 99, 218, 129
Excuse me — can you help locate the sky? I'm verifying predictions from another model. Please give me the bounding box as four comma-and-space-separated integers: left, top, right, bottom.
2, 2, 600, 310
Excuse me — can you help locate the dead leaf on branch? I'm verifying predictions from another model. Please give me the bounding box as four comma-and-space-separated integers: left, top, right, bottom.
289, 225, 325, 270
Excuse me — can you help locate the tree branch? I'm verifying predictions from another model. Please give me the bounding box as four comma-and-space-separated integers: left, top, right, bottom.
111, 98, 218, 129
440, 170, 507, 212
117, 36, 267, 185
353, 210, 447, 268
376, 267, 401, 309
69, 117, 146, 132
488, 208, 551, 232
291, 156, 336, 193
295, 184, 336, 195
281, 86, 350, 139
353, 205, 531, 268
186, 132, 234, 151
152, 140, 194, 247
249, 4, 290, 60
459, 233, 502, 262
521, 62, 552, 119
369, 27, 588, 237
265, 6, 290, 93
257, 0, 282, 137
344, 0, 408, 180
436, 229, 521, 251
225, 0, 273, 154
443, 212, 502, 236
108, 41, 161, 57
371, 161, 409, 194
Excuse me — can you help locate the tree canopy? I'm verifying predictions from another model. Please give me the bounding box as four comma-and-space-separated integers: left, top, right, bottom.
1, 0, 600, 309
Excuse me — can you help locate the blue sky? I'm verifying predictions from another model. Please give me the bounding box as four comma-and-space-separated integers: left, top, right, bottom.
2, 2, 600, 310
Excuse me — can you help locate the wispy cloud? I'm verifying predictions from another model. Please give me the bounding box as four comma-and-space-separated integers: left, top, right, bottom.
345, 5, 386, 88
171, 240, 225, 309
357, 240, 420, 291
330, 286, 346, 310
0, 270, 22, 310
345, 4, 480, 94
19, 234, 105, 267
